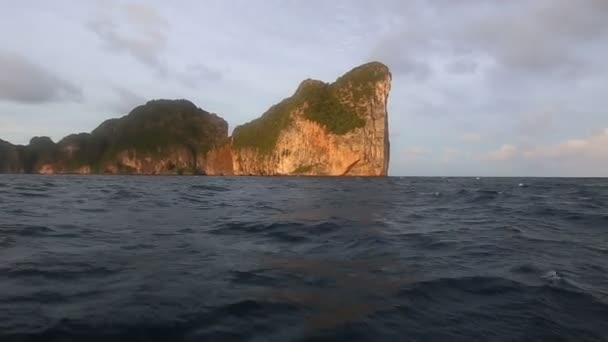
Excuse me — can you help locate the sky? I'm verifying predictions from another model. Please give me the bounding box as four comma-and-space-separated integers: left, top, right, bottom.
0, 0, 607, 177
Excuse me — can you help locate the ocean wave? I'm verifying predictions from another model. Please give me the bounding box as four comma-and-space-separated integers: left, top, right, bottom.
109, 188, 143, 200
15, 191, 51, 198
1, 224, 55, 237
1, 176, 607, 341
0, 266, 118, 280
208, 221, 342, 244
190, 184, 230, 192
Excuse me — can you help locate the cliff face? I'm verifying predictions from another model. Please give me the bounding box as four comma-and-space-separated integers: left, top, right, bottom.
0, 100, 228, 175
214, 62, 391, 176
204, 143, 234, 175
0, 139, 23, 173
0, 62, 390, 176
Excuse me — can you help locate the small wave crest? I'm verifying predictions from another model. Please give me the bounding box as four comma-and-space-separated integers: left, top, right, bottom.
1, 265, 118, 280
16, 191, 51, 198
109, 188, 143, 200
542, 270, 562, 282
1, 224, 54, 237
191, 184, 230, 192
208, 221, 342, 244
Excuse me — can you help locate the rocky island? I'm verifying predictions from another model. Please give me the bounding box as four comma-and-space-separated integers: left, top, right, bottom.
0, 62, 391, 176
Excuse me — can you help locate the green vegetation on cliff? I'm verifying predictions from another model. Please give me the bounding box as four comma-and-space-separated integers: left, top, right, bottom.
232, 95, 296, 153
43, 99, 228, 173
0, 62, 391, 174
334, 61, 389, 100
96, 100, 227, 162
0, 137, 57, 173
0, 100, 228, 174
232, 61, 389, 153
56, 133, 106, 171
301, 81, 365, 134
22, 137, 57, 172
0, 139, 22, 173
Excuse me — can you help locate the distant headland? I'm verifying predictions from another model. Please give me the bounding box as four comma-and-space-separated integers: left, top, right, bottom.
0, 62, 391, 176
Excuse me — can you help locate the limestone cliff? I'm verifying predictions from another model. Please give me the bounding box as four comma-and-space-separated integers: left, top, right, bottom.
0, 139, 23, 173
208, 62, 391, 176
0, 100, 228, 175
0, 62, 391, 176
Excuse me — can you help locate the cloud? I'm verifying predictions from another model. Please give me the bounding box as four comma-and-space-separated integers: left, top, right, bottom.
482, 144, 518, 161
371, 0, 608, 82
0, 51, 83, 104
446, 59, 478, 75
461, 133, 481, 143
1, 1, 606, 176
457, 0, 608, 79
370, 51, 433, 81
368, 12, 435, 81
512, 109, 556, 140
480, 129, 608, 169
388, 57, 432, 81
124, 3, 167, 29
87, 2, 224, 88
176, 63, 223, 88
402, 146, 429, 161
87, 1, 169, 75
441, 147, 462, 163
523, 128, 608, 160
108, 86, 146, 114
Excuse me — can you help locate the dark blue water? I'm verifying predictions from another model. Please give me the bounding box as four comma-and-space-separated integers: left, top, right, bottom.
1, 176, 607, 341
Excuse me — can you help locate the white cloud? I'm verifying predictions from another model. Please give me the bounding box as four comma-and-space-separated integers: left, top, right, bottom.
480, 129, 608, 174
402, 146, 429, 161
87, 1, 169, 75
87, 2, 224, 88
482, 144, 518, 161
442, 147, 462, 163
523, 128, 608, 160
461, 133, 482, 143
124, 3, 168, 30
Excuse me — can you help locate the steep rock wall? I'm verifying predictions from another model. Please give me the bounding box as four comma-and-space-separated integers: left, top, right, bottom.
215, 62, 391, 176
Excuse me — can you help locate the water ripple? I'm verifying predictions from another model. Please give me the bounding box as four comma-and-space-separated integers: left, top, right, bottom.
0, 175, 606, 341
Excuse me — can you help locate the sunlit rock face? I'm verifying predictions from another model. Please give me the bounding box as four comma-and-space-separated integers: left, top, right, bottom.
0, 62, 390, 176
210, 62, 391, 176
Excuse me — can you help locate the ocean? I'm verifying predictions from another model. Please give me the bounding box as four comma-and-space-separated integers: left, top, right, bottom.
0, 175, 607, 341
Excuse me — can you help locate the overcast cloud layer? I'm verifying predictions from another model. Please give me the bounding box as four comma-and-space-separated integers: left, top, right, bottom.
0, 0, 606, 176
